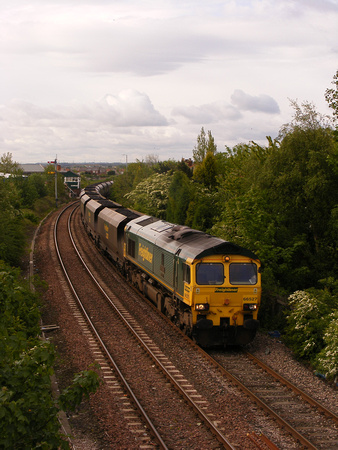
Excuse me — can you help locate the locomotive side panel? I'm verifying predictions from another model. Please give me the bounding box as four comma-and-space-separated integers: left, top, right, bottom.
152, 246, 175, 291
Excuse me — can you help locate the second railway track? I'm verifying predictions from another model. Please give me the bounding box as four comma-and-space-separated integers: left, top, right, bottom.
37, 202, 338, 449
207, 349, 338, 449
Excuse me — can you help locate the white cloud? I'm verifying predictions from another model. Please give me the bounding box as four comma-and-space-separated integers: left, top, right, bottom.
172, 101, 242, 124
231, 90, 280, 114
0, 0, 337, 163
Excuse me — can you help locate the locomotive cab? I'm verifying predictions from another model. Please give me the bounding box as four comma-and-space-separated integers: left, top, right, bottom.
185, 254, 261, 347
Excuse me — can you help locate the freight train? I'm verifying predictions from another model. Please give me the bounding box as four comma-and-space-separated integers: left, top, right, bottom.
80, 182, 262, 347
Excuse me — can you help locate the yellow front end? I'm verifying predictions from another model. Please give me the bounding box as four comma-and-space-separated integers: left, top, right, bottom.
184, 254, 261, 346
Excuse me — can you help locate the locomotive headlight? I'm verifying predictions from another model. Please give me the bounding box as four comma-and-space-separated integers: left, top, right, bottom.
195, 303, 210, 311
243, 303, 257, 311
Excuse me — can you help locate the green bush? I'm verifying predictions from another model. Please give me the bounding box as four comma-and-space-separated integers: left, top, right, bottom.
0, 262, 101, 448
284, 283, 338, 378
285, 290, 331, 359
315, 311, 338, 379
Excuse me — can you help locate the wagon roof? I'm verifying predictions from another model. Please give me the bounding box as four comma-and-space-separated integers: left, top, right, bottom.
127, 217, 259, 261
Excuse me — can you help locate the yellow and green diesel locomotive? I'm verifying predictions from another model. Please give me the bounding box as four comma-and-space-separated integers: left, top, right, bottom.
124, 216, 261, 347
81, 184, 262, 347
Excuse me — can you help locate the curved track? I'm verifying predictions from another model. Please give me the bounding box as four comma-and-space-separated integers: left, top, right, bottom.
52, 202, 338, 449
54, 203, 236, 449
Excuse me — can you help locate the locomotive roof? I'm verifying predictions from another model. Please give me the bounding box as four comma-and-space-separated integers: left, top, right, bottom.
127, 216, 259, 261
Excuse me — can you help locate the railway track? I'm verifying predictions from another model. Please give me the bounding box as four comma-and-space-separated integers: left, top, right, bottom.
54, 203, 237, 449
207, 349, 338, 449
49, 202, 338, 449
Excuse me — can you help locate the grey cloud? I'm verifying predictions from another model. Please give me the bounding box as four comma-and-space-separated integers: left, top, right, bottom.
172, 102, 242, 124
74, 21, 222, 76
0, 12, 233, 77
0, 90, 169, 162
4, 90, 168, 128
231, 90, 280, 114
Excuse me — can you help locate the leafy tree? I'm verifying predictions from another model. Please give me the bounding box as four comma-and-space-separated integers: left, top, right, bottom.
124, 172, 171, 218
315, 310, 338, 379
110, 161, 154, 205
176, 158, 193, 178
285, 290, 332, 359
0, 152, 21, 175
166, 171, 191, 224
284, 282, 338, 367
0, 180, 25, 266
192, 127, 217, 164
154, 159, 177, 174
186, 185, 219, 232
0, 262, 101, 448
325, 69, 338, 124
210, 141, 272, 248
193, 150, 218, 190
262, 101, 338, 284
154, 158, 192, 177
213, 102, 337, 291
18, 173, 48, 208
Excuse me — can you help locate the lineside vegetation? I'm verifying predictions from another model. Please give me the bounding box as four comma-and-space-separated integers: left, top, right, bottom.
0, 71, 337, 446
111, 71, 338, 380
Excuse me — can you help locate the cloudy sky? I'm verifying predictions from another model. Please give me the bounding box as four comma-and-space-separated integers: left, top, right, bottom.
1, 0, 337, 164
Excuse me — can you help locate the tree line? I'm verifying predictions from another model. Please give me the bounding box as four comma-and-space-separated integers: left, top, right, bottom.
110, 72, 338, 379
0, 159, 101, 447
0, 72, 337, 445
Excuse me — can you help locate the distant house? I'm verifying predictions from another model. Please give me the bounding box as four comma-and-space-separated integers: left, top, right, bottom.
59, 170, 81, 196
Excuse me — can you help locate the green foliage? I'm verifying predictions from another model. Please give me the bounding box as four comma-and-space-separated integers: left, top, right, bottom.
110, 161, 154, 205
31, 196, 57, 218
0, 265, 41, 337
325, 70, 338, 124
59, 367, 101, 412
0, 180, 26, 266
192, 127, 217, 164
193, 151, 218, 189
20, 173, 48, 208
124, 172, 172, 218
315, 311, 338, 379
284, 290, 333, 359
284, 283, 338, 377
0, 262, 64, 448
261, 104, 338, 285
186, 186, 219, 232
166, 171, 191, 224
0, 342, 63, 449
0, 262, 101, 448
0, 152, 21, 175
